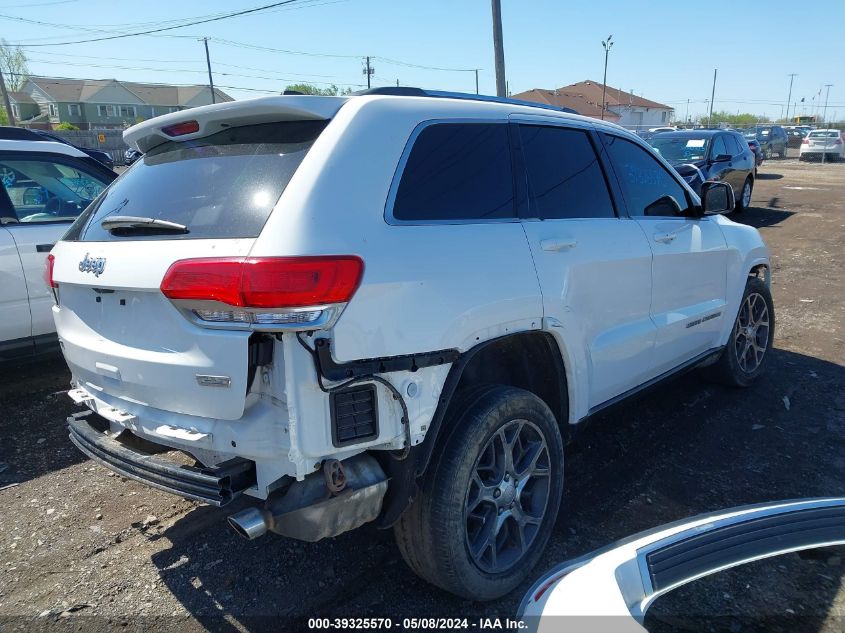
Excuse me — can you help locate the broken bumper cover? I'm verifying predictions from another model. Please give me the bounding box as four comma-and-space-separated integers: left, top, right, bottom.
67, 412, 256, 506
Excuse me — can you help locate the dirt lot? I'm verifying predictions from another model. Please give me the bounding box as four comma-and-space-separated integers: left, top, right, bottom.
1, 156, 844, 632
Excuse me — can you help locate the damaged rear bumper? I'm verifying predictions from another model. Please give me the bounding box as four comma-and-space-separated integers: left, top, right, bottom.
68, 411, 256, 506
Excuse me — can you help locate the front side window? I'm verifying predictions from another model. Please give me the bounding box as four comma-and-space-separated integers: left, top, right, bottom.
68, 104, 81, 116
710, 135, 728, 159
0, 158, 109, 224
392, 122, 514, 222
119, 106, 136, 117
98, 105, 117, 117
604, 135, 692, 218
518, 125, 614, 220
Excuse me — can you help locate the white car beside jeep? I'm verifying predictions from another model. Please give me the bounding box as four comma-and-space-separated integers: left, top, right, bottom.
49, 88, 774, 600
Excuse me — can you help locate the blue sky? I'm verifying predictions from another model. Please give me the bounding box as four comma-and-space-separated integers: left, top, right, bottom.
5, 0, 844, 121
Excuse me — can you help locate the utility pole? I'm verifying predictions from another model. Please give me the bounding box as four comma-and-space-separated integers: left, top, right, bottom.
200, 38, 216, 104
491, 0, 506, 97
600, 35, 613, 120
362, 56, 374, 90
708, 68, 717, 126
685, 98, 690, 124
785, 73, 797, 122
823, 84, 833, 125
474, 69, 479, 95
0, 69, 15, 127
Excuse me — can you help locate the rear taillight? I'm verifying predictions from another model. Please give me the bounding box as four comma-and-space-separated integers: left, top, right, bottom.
44, 253, 57, 288
802, 139, 809, 144
160, 256, 364, 329
835, 139, 843, 145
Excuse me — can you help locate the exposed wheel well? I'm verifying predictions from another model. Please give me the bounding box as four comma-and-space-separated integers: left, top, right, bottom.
749, 263, 770, 287
451, 332, 569, 440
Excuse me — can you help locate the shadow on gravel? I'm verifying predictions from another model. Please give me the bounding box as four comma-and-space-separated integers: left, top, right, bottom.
0, 356, 83, 488
756, 173, 784, 180
149, 348, 845, 631
731, 205, 795, 229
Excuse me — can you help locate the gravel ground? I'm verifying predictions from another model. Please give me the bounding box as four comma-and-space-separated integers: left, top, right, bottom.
1, 156, 843, 632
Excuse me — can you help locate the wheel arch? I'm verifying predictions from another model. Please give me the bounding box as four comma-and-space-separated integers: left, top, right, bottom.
374, 331, 571, 528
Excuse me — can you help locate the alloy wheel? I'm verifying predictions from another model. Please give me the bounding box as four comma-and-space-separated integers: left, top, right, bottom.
734, 292, 770, 373
742, 181, 752, 208
464, 419, 551, 573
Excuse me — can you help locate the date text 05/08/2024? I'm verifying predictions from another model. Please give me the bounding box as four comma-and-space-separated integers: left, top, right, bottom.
308, 618, 528, 630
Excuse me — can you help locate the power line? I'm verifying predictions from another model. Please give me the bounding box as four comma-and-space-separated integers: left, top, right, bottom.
7, 0, 311, 47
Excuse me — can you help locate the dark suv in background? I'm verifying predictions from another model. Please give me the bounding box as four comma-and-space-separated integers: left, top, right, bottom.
649, 129, 755, 212
740, 125, 788, 159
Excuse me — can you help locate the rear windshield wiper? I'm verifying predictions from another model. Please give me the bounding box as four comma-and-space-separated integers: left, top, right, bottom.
101, 216, 188, 234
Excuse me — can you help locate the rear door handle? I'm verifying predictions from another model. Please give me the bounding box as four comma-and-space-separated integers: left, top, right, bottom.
653, 232, 677, 244
540, 238, 577, 252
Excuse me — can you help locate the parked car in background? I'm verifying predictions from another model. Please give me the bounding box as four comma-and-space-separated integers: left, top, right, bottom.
50, 89, 770, 601
784, 126, 810, 149
0, 131, 116, 362
799, 129, 845, 161
745, 138, 764, 169
123, 147, 142, 166
649, 129, 756, 211
0, 126, 116, 170
33, 131, 115, 170
740, 125, 788, 159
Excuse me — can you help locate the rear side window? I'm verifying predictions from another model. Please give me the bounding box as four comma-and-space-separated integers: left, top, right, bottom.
392, 123, 514, 222
518, 125, 615, 219
69, 120, 327, 241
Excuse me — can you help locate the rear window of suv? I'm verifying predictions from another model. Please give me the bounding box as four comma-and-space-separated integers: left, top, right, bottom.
66, 120, 327, 241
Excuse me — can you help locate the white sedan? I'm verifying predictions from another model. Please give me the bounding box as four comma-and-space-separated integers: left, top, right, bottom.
799, 129, 845, 161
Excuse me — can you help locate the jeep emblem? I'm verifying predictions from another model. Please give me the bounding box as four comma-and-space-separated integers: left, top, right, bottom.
78, 253, 106, 277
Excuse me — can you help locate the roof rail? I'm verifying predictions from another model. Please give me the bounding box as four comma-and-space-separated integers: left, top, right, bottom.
352, 86, 579, 115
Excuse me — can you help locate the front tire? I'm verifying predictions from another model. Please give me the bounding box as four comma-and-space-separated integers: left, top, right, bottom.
701, 276, 774, 387
394, 385, 564, 600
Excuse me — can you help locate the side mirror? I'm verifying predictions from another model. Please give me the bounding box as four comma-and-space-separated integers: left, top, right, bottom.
712, 153, 732, 162
700, 181, 734, 215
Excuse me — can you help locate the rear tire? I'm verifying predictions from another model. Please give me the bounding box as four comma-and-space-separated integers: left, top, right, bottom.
394, 385, 564, 600
701, 276, 774, 387
734, 177, 753, 212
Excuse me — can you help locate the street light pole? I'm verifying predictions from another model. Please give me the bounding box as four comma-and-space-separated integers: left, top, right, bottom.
474, 69, 479, 95
491, 0, 506, 97
601, 35, 613, 121
823, 84, 833, 125
201, 37, 215, 104
785, 73, 797, 122
708, 68, 717, 126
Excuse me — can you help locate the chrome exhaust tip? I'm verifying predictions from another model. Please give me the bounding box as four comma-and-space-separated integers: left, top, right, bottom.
227, 507, 268, 540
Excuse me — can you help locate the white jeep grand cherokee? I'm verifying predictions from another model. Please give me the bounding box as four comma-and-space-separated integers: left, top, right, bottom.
49, 88, 774, 600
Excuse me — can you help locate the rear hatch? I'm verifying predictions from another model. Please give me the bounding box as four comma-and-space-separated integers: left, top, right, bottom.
51, 107, 335, 420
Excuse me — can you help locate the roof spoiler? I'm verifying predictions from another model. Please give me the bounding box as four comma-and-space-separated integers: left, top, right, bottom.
123, 95, 349, 153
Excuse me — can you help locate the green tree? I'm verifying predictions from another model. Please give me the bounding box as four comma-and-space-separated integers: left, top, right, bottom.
283, 83, 354, 96
708, 110, 770, 126
0, 38, 30, 91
